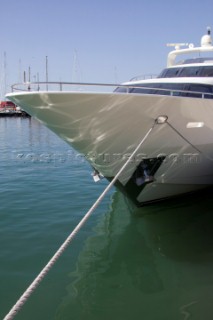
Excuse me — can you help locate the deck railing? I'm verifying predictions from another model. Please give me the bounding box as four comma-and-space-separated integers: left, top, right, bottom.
10, 81, 213, 100
11, 82, 119, 93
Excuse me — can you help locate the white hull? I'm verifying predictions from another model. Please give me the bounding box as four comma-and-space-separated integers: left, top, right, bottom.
7, 91, 213, 205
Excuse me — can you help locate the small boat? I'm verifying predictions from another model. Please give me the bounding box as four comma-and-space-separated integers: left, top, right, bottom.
6, 28, 213, 205
0, 101, 30, 117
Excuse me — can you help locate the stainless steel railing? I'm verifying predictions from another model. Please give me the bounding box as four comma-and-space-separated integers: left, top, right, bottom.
10, 81, 213, 99
11, 81, 119, 93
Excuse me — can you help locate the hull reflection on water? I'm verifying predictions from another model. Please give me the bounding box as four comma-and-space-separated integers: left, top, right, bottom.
56, 189, 213, 320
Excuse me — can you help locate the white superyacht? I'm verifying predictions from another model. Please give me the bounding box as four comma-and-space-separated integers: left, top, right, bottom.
7, 28, 213, 205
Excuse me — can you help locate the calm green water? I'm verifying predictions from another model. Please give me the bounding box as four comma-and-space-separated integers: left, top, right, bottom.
1, 118, 213, 320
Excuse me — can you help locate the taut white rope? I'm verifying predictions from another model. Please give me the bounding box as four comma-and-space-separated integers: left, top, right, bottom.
3, 119, 157, 320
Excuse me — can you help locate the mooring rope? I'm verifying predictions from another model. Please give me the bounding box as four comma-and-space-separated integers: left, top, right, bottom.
166, 121, 202, 154
3, 118, 159, 320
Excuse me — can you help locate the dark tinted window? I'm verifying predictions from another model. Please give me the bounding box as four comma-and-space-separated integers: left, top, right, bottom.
200, 66, 213, 77
114, 86, 128, 93
131, 83, 185, 95
115, 82, 213, 99
159, 66, 213, 78
157, 83, 185, 96
178, 67, 200, 77
130, 84, 156, 94
185, 84, 213, 98
158, 68, 180, 78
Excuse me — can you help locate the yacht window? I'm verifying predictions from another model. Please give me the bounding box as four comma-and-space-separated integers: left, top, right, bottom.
130, 84, 155, 94
114, 86, 128, 93
131, 83, 185, 95
186, 84, 213, 98
115, 83, 213, 99
159, 83, 185, 96
157, 69, 167, 78
200, 66, 213, 77
158, 68, 180, 78
158, 64, 213, 79
178, 67, 200, 77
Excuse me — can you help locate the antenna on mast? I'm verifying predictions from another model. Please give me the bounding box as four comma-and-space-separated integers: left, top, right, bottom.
46, 55, 48, 90
72, 49, 82, 82
2, 52, 7, 98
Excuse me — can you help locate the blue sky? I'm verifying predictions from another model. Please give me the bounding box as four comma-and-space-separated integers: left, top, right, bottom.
0, 0, 213, 97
